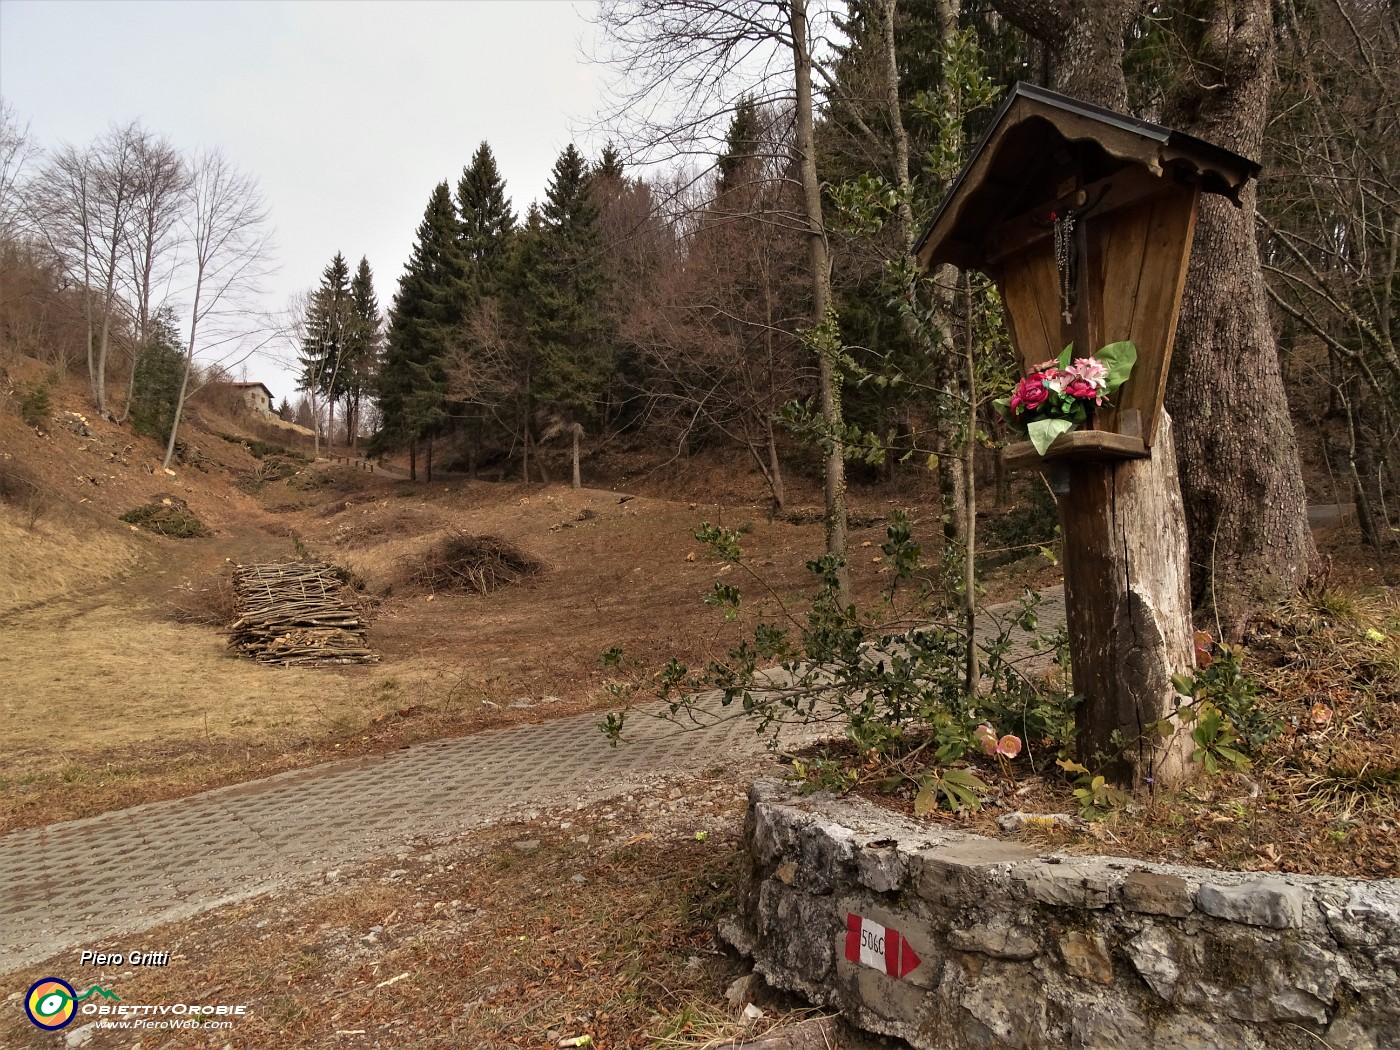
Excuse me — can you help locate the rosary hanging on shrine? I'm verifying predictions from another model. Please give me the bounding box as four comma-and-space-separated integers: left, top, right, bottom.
1052, 208, 1077, 326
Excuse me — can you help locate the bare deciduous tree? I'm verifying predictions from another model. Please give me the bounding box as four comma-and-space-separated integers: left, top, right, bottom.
0, 99, 37, 242
119, 130, 189, 422
30, 122, 148, 418
1261, 0, 1400, 548
162, 148, 273, 468
625, 123, 812, 514
596, 0, 853, 602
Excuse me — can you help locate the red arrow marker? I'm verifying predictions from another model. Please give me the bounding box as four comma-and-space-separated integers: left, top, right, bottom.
844, 913, 921, 979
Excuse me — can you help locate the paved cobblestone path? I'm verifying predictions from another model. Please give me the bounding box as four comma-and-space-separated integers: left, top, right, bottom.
0, 588, 1063, 973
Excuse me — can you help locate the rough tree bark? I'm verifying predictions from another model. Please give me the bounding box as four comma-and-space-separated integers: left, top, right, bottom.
1163, 0, 1316, 636
992, 0, 1141, 109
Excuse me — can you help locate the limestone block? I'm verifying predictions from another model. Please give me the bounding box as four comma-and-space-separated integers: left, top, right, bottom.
1323, 882, 1400, 951
1195, 877, 1310, 929
756, 880, 838, 985
1324, 1010, 1383, 1050
947, 924, 1041, 961
844, 963, 931, 1028
1125, 923, 1201, 1004
1122, 870, 1194, 917
911, 839, 1036, 907
1017, 860, 1112, 909
855, 840, 909, 893
1191, 927, 1338, 1026
957, 968, 1051, 1046
792, 819, 856, 895
1143, 1013, 1258, 1050
752, 801, 795, 867
1059, 930, 1114, 985
1070, 999, 1152, 1046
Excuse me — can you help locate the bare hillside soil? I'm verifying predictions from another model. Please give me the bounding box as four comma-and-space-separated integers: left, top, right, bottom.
0, 369, 910, 833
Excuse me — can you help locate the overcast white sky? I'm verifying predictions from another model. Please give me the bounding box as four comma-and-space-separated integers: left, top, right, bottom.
0, 0, 610, 403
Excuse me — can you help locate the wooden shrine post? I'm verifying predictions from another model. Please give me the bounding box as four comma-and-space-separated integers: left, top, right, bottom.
914, 84, 1260, 789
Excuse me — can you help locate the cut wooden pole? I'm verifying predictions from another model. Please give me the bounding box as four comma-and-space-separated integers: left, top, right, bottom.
1056, 410, 1194, 789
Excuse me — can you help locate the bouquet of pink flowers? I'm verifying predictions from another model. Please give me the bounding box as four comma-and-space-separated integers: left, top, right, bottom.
993, 341, 1136, 455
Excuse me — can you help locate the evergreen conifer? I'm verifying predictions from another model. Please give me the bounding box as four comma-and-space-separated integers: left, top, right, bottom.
378, 183, 465, 468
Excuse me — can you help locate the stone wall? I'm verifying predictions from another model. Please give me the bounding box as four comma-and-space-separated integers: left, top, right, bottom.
724, 780, 1400, 1049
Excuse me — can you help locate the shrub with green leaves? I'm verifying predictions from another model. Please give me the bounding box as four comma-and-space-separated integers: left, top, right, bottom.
1171, 641, 1280, 765
602, 510, 1077, 814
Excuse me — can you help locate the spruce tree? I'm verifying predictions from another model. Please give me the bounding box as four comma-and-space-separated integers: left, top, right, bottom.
523, 144, 611, 421
298, 252, 355, 448
343, 256, 382, 448
453, 143, 520, 467
593, 143, 625, 184
717, 95, 762, 195
378, 183, 465, 476
129, 305, 185, 442
457, 142, 516, 282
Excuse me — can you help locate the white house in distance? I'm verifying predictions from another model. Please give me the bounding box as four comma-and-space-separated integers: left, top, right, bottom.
229, 381, 275, 416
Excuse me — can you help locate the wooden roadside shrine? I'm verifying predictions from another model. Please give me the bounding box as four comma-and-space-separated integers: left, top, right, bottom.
915, 84, 1260, 787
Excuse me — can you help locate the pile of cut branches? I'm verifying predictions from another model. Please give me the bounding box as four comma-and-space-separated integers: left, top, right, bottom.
120, 498, 208, 538
229, 562, 378, 666
402, 531, 541, 594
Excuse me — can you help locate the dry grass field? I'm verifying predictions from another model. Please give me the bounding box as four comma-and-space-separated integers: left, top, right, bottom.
0, 369, 905, 832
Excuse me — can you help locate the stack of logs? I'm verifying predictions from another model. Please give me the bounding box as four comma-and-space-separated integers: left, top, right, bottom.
229, 562, 378, 666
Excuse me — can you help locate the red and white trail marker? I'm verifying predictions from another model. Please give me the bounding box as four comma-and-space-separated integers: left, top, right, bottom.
844, 913, 921, 979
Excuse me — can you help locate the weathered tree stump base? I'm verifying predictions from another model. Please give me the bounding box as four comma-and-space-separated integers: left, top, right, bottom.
1056, 411, 1194, 789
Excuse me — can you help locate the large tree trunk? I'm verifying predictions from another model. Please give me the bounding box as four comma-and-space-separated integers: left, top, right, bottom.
1163, 0, 1315, 636
992, 0, 1141, 109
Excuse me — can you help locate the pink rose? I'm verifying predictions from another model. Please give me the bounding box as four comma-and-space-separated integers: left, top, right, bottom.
1009, 375, 1048, 414
1063, 378, 1098, 400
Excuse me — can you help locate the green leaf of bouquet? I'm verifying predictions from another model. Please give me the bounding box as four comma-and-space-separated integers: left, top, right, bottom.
1057, 344, 1072, 370
1097, 340, 1137, 392
1027, 416, 1074, 455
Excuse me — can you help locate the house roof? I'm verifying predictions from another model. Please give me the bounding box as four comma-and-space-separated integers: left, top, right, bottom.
227, 381, 275, 400
914, 82, 1261, 272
